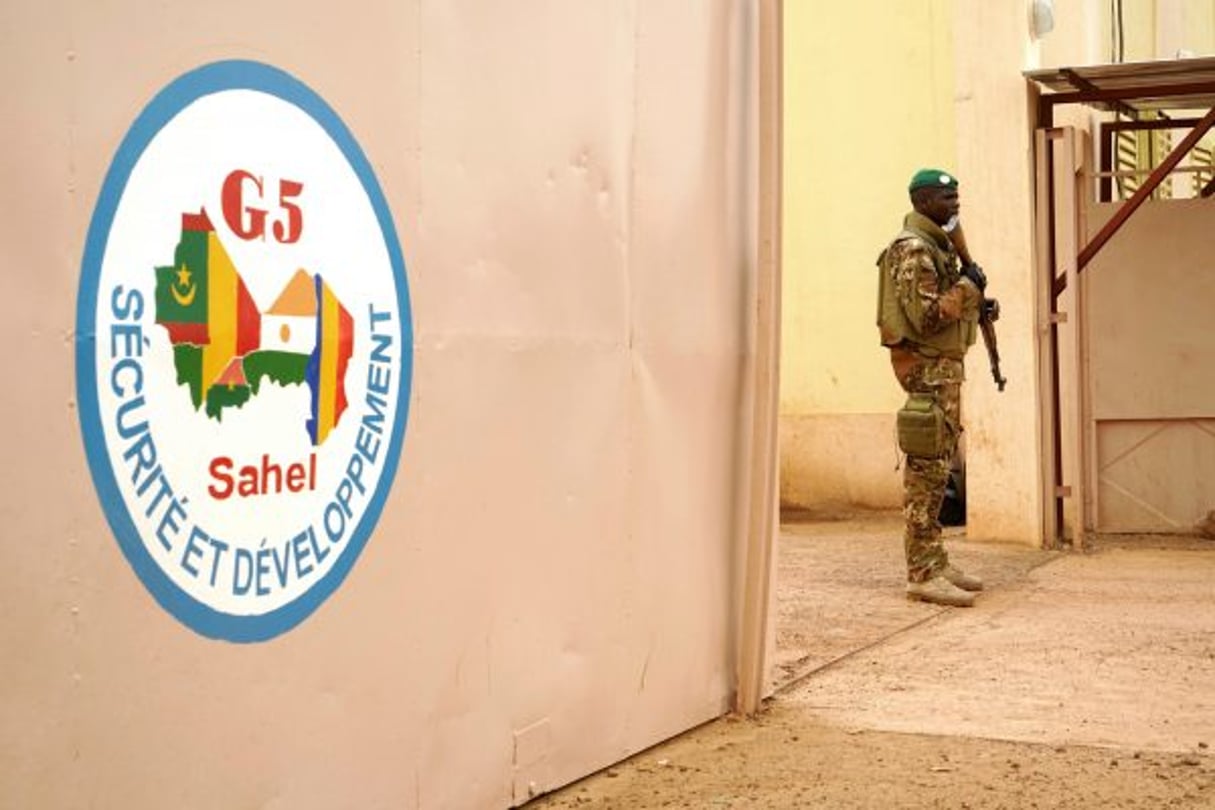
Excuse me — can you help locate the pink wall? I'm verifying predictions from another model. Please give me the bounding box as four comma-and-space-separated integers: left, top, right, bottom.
0, 2, 759, 807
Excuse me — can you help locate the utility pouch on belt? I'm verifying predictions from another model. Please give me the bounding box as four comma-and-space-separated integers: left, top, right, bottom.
897, 393, 947, 457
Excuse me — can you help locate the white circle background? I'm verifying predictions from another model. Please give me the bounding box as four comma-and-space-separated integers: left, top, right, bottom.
94, 89, 399, 616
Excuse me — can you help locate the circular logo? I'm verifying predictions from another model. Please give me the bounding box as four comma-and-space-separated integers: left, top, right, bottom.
76, 61, 412, 642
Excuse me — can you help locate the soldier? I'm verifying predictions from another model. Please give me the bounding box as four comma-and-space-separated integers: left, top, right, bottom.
877, 169, 986, 607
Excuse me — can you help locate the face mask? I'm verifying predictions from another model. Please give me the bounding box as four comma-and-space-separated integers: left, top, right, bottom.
943, 214, 959, 233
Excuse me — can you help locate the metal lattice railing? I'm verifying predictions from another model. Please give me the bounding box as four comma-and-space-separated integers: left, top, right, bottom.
1102, 114, 1215, 201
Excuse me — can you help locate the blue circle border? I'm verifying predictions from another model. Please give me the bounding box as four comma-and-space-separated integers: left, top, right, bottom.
75, 60, 413, 643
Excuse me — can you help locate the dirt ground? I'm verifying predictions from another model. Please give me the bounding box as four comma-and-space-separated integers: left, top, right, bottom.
526, 511, 1215, 809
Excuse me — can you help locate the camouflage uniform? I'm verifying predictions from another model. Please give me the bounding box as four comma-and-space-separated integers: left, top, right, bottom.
896, 354, 963, 582
880, 212, 980, 583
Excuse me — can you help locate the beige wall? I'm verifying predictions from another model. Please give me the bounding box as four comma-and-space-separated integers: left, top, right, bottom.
1097, 0, 1215, 61
954, 0, 1120, 544
780, 0, 955, 511
780, 0, 1175, 544
958, 0, 1215, 543
1181, 1, 1215, 53
1085, 200, 1215, 532
0, 2, 759, 807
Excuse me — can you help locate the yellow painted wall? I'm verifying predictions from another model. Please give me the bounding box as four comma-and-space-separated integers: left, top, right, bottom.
780, 0, 954, 509
782, 0, 954, 417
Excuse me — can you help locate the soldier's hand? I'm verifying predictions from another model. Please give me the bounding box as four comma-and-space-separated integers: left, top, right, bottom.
983, 298, 1000, 322
961, 262, 987, 292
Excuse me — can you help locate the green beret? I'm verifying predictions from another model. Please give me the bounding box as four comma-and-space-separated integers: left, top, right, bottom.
908, 169, 959, 192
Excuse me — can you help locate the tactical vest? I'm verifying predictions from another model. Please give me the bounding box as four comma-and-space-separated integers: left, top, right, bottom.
875, 216, 976, 359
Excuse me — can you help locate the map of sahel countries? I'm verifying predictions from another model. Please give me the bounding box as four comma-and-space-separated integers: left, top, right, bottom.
153, 210, 353, 446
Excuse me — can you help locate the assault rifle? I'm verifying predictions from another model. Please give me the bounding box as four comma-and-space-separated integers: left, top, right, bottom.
949, 224, 1007, 392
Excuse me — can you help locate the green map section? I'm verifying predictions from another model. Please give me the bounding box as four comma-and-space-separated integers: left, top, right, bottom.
172, 345, 204, 409
245, 351, 309, 394
206, 385, 251, 421
170, 347, 309, 421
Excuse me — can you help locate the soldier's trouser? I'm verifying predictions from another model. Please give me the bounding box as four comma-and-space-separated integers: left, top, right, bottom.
897, 356, 964, 583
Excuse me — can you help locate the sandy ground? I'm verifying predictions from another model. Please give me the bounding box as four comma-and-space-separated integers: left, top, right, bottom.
525, 512, 1215, 809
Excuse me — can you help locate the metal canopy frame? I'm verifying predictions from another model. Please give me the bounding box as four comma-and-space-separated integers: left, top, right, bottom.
1026, 58, 1215, 546
1030, 57, 1215, 117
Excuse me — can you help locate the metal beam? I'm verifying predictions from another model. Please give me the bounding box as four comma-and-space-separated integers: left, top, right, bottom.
1037, 92, 1055, 129
1103, 116, 1202, 132
1034, 129, 1063, 547
1077, 104, 1215, 271
1041, 79, 1215, 108
1062, 68, 1139, 119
